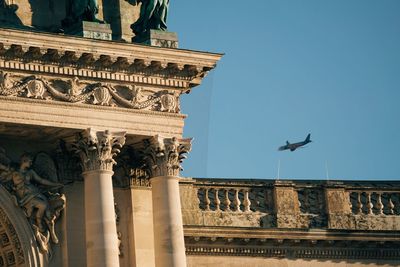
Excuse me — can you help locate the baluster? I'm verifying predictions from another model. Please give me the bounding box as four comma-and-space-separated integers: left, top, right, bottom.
388, 195, 395, 215
204, 188, 210, 211
214, 189, 221, 211
233, 189, 241, 212
243, 190, 251, 212
355, 192, 362, 214
224, 189, 231, 212
366, 192, 373, 215
375, 192, 383, 215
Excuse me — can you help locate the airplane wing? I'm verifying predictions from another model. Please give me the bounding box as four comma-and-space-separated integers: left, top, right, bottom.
278, 145, 288, 151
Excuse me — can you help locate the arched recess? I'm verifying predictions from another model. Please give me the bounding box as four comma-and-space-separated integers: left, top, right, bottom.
0, 186, 44, 267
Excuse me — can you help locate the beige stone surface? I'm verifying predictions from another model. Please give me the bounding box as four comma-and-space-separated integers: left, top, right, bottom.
63, 182, 86, 267
130, 188, 156, 267
152, 176, 187, 267
187, 256, 400, 267
0, 97, 185, 138
84, 170, 120, 267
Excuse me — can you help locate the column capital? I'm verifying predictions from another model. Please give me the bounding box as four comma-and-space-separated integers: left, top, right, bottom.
74, 128, 126, 172
143, 135, 192, 178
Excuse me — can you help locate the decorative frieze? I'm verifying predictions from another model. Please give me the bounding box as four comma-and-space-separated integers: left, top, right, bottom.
0, 72, 181, 113
74, 129, 126, 172
143, 135, 192, 178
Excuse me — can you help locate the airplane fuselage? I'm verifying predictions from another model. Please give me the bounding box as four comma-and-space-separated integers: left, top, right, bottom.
278, 134, 312, 152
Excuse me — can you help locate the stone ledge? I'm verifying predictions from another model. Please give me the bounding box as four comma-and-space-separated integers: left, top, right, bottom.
0, 96, 185, 138
184, 227, 400, 259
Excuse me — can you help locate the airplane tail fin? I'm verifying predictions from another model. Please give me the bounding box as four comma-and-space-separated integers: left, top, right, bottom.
305, 134, 311, 142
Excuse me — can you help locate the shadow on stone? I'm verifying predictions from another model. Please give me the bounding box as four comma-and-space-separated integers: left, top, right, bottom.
102, 0, 122, 40
0, 1, 24, 28
29, 0, 65, 32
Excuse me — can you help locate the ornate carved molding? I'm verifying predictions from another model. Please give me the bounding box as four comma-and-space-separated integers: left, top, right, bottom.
0, 207, 25, 266
0, 72, 181, 113
74, 129, 126, 172
143, 136, 192, 178
185, 243, 400, 260
184, 227, 400, 260
0, 28, 223, 88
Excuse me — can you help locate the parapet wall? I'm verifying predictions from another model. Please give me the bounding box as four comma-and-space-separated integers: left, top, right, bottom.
181, 178, 400, 230
180, 178, 400, 263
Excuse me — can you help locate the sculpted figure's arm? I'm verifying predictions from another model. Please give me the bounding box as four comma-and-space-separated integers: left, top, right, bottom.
30, 171, 63, 188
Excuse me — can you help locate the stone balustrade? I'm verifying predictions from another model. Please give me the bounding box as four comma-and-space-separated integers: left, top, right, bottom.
180, 179, 400, 230
181, 179, 400, 261
197, 184, 272, 213
349, 190, 399, 215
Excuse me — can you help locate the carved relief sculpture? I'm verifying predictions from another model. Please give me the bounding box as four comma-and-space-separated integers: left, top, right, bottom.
0, 72, 181, 113
73, 129, 126, 172
143, 135, 192, 177
0, 148, 65, 255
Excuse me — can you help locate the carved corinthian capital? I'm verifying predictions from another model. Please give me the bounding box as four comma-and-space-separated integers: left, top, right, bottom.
74, 129, 126, 172
143, 135, 192, 178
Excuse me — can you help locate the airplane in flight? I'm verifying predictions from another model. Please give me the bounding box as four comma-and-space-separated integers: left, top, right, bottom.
278, 134, 312, 152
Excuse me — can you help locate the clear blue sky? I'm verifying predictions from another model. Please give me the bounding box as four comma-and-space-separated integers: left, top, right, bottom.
169, 1, 400, 180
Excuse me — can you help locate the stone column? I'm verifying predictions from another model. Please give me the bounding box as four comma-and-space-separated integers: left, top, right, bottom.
143, 136, 192, 267
75, 129, 126, 267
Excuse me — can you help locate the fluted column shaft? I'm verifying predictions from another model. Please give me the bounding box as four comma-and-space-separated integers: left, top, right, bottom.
144, 136, 192, 267
75, 129, 126, 267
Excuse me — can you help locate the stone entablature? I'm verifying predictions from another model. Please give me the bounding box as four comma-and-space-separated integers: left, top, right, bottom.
184, 227, 400, 260
181, 179, 400, 260
0, 27, 222, 139
0, 28, 222, 89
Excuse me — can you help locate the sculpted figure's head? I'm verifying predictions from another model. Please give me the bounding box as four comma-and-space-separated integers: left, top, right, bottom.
20, 153, 33, 169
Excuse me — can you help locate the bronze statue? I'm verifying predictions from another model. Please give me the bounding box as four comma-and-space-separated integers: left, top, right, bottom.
131, 0, 170, 36
62, 0, 101, 28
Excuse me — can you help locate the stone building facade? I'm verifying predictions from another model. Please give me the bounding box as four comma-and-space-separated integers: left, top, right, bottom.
0, 2, 399, 267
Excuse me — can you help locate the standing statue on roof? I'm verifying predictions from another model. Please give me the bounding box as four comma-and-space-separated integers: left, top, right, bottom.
130, 0, 170, 36
62, 0, 102, 28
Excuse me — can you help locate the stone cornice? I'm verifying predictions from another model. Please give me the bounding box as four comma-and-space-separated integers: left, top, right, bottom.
0, 28, 223, 87
190, 178, 400, 189
184, 226, 400, 241
184, 226, 400, 260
